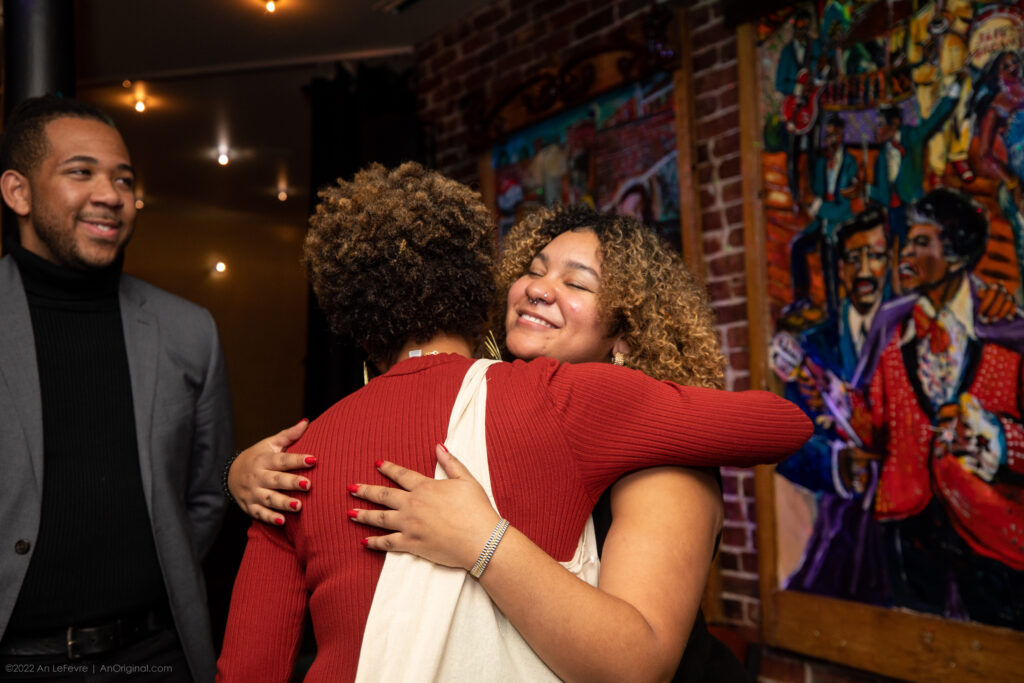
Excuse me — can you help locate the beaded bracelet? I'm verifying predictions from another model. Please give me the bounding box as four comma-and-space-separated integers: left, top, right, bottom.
222, 451, 241, 503
470, 518, 510, 579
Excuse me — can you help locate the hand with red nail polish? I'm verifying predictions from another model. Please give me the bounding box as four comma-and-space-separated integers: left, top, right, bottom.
348, 444, 500, 571
226, 418, 316, 527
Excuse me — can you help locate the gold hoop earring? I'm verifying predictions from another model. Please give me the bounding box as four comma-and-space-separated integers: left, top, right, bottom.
613, 352, 625, 366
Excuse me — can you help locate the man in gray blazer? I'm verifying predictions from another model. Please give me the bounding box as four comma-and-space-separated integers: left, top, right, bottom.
0, 96, 232, 680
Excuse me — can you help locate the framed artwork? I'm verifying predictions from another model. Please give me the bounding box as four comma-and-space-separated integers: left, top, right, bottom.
476, 5, 706, 275
490, 72, 683, 251
741, 2, 1024, 679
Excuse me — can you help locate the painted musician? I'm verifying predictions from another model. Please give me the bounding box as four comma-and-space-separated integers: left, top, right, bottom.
848, 188, 1024, 628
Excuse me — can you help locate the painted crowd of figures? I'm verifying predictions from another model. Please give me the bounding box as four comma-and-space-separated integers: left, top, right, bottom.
762, 1, 1024, 630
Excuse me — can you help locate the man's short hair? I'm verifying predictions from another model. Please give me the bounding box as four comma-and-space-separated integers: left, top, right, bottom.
908, 188, 988, 270
837, 204, 890, 251
826, 114, 845, 130
878, 104, 902, 127
0, 94, 116, 176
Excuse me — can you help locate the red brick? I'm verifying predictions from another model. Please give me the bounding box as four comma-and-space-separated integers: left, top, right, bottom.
701, 206, 722, 232
692, 45, 719, 74
725, 201, 744, 225
731, 374, 750, 390
703, 234, 721, 256
548, 0, 589, 29
721, 523, 749, 547
718, 155, 740, 179
473, 4, 508, 32
707, 280, 730, 301
719, 550, 741, 572
741, 551, 759, 573
694, 64, 734, 96
711, 131, 740, 161
721, 597, 745, 621
697, 161, 713, 185
724, 499, 744, 519
692, 17, 731, 49
696, 111, 736, 140
531, 0, 564, 22
720, 37, 738, 64
497, 7, 530, 36
534, 28, 572, 60
429, 48, 457, 74
730, 350, 749, 371
745, 599, 761, 625
742, 473, 757, 498
721, 178, 743, 203
699, 187, 717, 210
721, 471, 740, 496
689, 3, 711, 28
573, 7, 615, 40
708, 252, 745, 279
695, 92, 718, 119
721, 573, 759, 598
728, 226, 745, 247
726, 325, 748, 349
714, 301, 747, 324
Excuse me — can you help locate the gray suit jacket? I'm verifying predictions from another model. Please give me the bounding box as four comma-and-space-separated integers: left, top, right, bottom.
0, 255, 233, 681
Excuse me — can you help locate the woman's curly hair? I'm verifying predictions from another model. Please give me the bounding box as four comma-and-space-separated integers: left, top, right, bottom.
304, 162, 495, 365
496, 205, 725, 388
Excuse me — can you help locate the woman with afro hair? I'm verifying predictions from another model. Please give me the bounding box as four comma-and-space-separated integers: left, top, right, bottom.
220, 163, 809, 682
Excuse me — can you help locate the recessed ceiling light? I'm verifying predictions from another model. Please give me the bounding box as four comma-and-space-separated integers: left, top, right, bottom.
135, 198, 145, 210
277, 190, 288, 201
134, 100, 146, 113
218, 153, 230, 166
214, 261, 227, 273
266, 1, 276, 13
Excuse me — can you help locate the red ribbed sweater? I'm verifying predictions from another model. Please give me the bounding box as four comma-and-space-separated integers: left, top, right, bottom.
218, 354, 811, 682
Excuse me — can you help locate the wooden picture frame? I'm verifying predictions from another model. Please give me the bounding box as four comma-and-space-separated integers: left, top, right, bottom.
739, 2, 1024, 678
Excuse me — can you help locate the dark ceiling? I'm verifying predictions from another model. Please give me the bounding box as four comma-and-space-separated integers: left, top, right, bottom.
66, 0, 487, 220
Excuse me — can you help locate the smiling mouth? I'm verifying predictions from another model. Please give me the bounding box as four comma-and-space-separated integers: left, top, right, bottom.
854, 278, 877, 295
898, 263, 916, 277
519, 312, 557, 329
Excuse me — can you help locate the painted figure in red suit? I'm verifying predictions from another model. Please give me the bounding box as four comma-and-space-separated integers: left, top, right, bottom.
847, 188, 1024, 628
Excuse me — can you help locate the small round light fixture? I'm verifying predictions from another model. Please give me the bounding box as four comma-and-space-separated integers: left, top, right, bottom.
277, 190, 288, 202
214, 261, 227, 273
134, 100, 146, 113
266, 1, 276, 13
122, 79, 132, 88
217, 152, 230, 166
135, 198, 145, 210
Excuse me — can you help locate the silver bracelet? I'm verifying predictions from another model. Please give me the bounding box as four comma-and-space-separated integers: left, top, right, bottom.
470, 518, 510, 579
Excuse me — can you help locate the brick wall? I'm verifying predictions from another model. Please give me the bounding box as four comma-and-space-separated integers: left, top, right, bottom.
415, 0, 759, 629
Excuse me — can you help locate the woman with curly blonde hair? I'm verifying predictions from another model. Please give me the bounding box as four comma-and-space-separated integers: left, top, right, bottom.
222, 168, 806, 682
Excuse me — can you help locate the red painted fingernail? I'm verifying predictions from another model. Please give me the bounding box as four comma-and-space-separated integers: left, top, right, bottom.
374, 459, 384, 468
274, 516, 284, 526
298, 480, 310, 490
439, 443, 450, 453
289, 501, 299, 510
347, 484, 360, 493
304, 456, 317, 465
360, 538, 370, 547
347, 509, 359, 518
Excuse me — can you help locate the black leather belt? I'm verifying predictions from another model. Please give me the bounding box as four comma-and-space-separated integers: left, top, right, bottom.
0, 607, 172, 660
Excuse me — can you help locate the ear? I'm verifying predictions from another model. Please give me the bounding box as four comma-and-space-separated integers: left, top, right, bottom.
612, 336, 631, 357
0, 170, 31, 217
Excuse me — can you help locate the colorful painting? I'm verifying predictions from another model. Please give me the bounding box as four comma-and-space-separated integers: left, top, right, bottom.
759, 0, 1024, 631
492, 72, 681, 251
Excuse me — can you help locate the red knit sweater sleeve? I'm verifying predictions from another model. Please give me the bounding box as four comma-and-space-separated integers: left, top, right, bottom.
217, 522, 307, 682
541, 360, 813, 498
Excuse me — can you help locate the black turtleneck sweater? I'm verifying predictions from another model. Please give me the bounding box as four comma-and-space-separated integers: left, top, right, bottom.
7, 245, 166, 633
